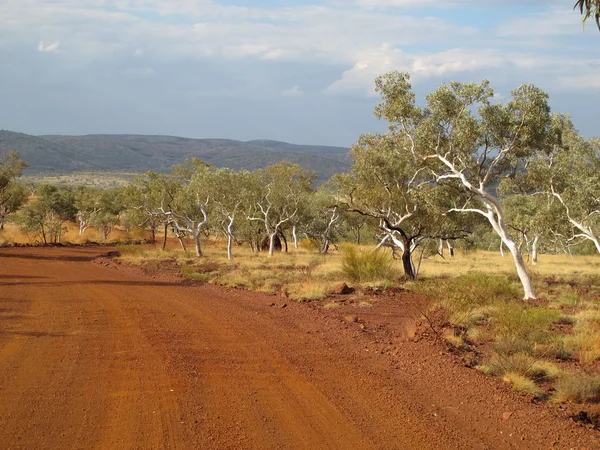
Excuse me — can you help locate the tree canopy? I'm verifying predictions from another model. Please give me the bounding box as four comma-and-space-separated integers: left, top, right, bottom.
575, 0, 600, 30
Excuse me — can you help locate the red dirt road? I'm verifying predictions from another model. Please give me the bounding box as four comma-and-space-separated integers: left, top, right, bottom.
1, 247, 598, 449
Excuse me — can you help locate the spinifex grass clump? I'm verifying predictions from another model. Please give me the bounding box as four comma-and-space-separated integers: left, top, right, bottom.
413, 272, 520, 331
553, 374, 600, 403
115, 243, 145, 256
340, 245, 395, 283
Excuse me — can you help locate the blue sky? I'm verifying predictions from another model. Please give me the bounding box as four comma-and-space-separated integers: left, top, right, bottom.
0, 0, 598, 146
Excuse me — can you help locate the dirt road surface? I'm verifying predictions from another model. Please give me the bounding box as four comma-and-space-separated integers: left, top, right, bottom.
1, 247, 598, 449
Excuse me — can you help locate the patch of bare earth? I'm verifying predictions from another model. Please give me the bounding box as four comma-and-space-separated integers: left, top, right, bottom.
1, 247, 599, 449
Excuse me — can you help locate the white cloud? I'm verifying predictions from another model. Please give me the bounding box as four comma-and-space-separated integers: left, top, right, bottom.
37, 40, 60, 52
281, 86, 304, 97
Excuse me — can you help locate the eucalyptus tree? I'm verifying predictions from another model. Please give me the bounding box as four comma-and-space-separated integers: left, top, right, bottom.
160, 162, 212, 257
0, 151, 28, 230
371, 72, 551, 298
518, 115, 600, 253
336, 129, 469, 279
303, 187, 342, 254
208, 168, 253, 260
335, 133, 428, 279
247, 162, 315, 257
88, 188, 124, 240
74, 187, 101, 235
500, 194, 568, 263
18, 185, 76, 243
123, 171, 180, 246
575, 0, 600, 29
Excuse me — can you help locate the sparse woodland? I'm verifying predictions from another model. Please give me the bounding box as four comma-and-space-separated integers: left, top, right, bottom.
2, 74, 600, 405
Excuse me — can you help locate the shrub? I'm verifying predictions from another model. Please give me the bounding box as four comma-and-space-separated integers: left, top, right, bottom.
340, 246, 395, 283
554, 375, 600, 403
115, 243, 145, 256
491, 303, 561, 355
181, 264, 211, 282
502, 372, 543, 396
564, 319, 600, 364
413, 272, 519, 330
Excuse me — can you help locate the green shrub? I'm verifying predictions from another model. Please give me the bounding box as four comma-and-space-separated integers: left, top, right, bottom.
413, 273, 519, 329
340, 246, 395, 283
491, 303, 561, 355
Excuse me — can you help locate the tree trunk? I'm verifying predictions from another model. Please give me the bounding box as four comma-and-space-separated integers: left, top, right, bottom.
226, 217, 234, 261
194, 233, 203, 257
268, 232, 277, 257
503, 238, 535, 299
488, 210, 536, 299
292, 225, 299, 249
592, 235, 600, 254
438, 239, 444, 257
227, 233, 233, 260
499, 240, 505, 257
532, 235, 539, 264
177, 235, 187, 252
151, 226, 156, 243
401, 241, 415, 280
447, 240, 454, 257
162, 223, 168, 250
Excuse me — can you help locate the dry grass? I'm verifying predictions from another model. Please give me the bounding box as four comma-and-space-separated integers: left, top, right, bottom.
0, 222, 150, 245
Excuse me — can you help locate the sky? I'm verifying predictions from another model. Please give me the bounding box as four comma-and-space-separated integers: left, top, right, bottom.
1, 0, 598, 147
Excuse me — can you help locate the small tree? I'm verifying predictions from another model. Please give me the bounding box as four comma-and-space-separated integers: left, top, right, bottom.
247, 162, 315, 257
18, 185, 76, 243
517, 114, 600, 254
160, 161, 212, 257
304, 187, 342, 254
0, 151, 28, 230
208, 168, 253, 260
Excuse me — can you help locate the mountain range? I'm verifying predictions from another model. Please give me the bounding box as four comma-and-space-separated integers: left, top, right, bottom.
0, 130, 352, 183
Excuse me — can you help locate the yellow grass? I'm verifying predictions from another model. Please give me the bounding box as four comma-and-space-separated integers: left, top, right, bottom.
0, 222, 151, 245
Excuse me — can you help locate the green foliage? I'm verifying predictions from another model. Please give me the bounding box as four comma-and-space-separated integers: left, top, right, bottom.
491, 303, 561, 355
414, 272, 519, 329
575, 0, 600, 30
340, 245, 396, 283
0, 151, 28, 230
16, 184, 76, 243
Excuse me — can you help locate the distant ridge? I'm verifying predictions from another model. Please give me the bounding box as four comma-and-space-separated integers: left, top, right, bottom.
0, 131, 351, 183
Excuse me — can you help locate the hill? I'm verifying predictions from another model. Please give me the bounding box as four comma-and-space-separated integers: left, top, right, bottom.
0, 131, 351, 183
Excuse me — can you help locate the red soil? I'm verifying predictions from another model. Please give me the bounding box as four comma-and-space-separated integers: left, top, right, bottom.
1, 246, 599, 449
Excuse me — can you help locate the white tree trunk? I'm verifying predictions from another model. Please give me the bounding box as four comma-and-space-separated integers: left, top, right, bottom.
438, 239, 444, 257
531, 235, 539, 264
226, 216, 234, 261
446, 240, 454, 257
487, 208, 536, 300
268, 232, 277, 257
292, 224, 299, 249
193, 232, 203, 257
